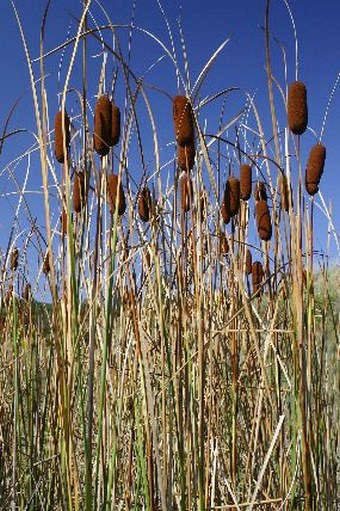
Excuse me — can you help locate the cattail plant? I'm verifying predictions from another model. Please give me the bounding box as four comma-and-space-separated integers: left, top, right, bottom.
254, 181, 267, 201
287, 81, 308, 135
54, 110, 70, 163
173, 95, 195, 145
220, 232, 229, 255
181, 174, 193, 213
280, 174, 291, 211
110, 103, 121, 146
222, 177, 240, 224
305, 143, 326, 196
240, 164, 252, 201
138, 187, 152, 222
252, 261, 264, 294
245, 248, 252, 275
107, 173, 126, 216
178, 141, 195, 171
256, 199, 272, 241
73, 172, 85, 213
23, 283, 31, 301
93, 95, 112, 156
10, 248, 19, 271
43, 253, 51, 275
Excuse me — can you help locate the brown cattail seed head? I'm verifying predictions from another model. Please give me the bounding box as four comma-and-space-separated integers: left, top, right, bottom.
173, 95, 195, 145
240, 164, 252, 201
181, 174, 193, 213
177, 141, 195, 171
287, 81, 308, 135
43, 254, 51, 275
107, 174, 126, 216
305, 143, 326, 196
110, 103, 121, 146
224, 177, 240, 217
55, 110, 70, 164
252, 261, 264, 294
245, 249, 252, 275
73, 172, 85, 213
94, 95, 112, 156
256, 200, 272, 241
280, 174, 291, 212
23, 283, 31, 301
10, 248, 19, 271
254, 181, 267, 201
138, 187, 152, 222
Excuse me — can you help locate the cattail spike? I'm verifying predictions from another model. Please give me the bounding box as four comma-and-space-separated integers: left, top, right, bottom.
107, 174, 126, 216
138, 187, 151, 222
254, 181, 267, 201
73, 172, 85, 213
94, 95, 112, 156
10, 248, 19, 271
240, 164, 252, 201
178, 141, 195, 171
256, 200, 272, 241
287, 81, 308, 135
55, 110, 70, 163
173, 95, 195, 145
23, 283, 31, 301
245, 249, 252, 275
252, 261, 264, 295
305, 143, 326, 196
110, 103, 121, 146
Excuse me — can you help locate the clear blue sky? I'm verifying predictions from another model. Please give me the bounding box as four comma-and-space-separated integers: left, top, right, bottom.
0, 0, 339, 291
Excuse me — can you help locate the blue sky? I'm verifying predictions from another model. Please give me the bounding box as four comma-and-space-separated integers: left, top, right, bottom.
0, 0, 339, 293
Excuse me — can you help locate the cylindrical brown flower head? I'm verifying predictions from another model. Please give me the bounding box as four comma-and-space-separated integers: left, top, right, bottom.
173, 95, 195, 145
55, 110, 70, 164
240, 164, 252, 201
110, 103, 121, 146
43, 253, 51, 275
305, 143, 326, 196
252, 261, 264, 294
222, 177, 240, 220
181, 174, 193, 213
245, 249, 252, 275
256, 200, 272, 241
94, 95, 112, 156
107, 174, 126, 216
178, 141, 195, 171
10, 248, 19, 271
61, 206, 68, 236
287, 81, 308, 135
23, 283, 31, 301
73, 172, 85, 213
280, 174, 291, 212
138, 187, 152, 222
254, 181, 267, 201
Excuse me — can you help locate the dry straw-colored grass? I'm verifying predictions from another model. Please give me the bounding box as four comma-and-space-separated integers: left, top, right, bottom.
256, 199, 272, 241
93, 95, 112, 156
107, 173, 126, 215
54, 110, 70, 163
173, 95, 195, 145
287, 81, 308, 135
180, 174, 193, 212
240, 164, 252, 200
305, 143, 326, 195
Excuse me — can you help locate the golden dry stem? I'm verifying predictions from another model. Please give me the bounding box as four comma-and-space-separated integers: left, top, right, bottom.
54, 110, 70, 164
181, 174, 193, 213
110, 103, 121, 146
240, 164, 252, 201
177, 141, 195, 171
256, 199, 272, 241
94, 95, 112, 156
107, 174, 126, 216
173, 95, 195, 145
305, 143, 326, 196
73, 172, 85, 213
138, 187, 152, 222
287, 81, 308, 135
